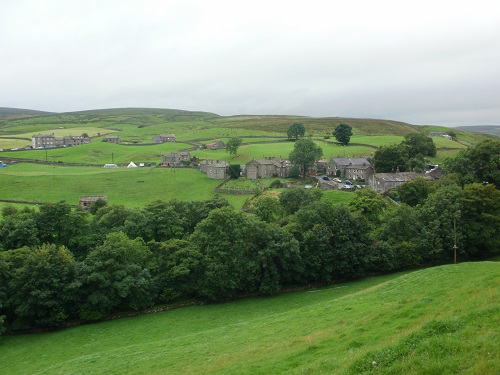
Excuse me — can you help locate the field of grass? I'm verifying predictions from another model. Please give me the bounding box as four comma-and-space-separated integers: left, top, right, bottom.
0, 163, 251, 208
1, 141, 193, 164
1, 262, 497, 374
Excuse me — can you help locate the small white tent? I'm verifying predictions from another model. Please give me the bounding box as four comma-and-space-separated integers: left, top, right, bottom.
127, 161, 137, 168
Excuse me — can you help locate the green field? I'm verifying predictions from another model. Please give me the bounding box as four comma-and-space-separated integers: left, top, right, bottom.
0, 163, 251, 208
1, 262, 497, 374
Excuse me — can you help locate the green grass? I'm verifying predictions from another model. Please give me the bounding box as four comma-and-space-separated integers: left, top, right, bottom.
1, 262, 497, 374
1, 142, 192, 164
0, 163, 240, 208
322, 189, 357, 205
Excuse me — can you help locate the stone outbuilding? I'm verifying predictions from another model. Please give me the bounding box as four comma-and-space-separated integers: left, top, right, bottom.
79, 195, 108, 210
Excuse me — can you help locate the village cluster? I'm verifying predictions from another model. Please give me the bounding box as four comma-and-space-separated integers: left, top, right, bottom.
3, 132, 444, 197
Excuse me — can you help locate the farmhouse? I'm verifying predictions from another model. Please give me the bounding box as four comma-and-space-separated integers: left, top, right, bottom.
104, 135, 120, 144
205, 140, 225, 150
152, 134, 176, 143
245, 157, 292, 179
32, 134, 91, 148
79, 195, 108, 210
32, 134, 57, 148
330, 157, 372, 181
162, 151, 191, 167
429, 132, 453, 140
370, 172, 427, 192
199, 160, 229, 179
63, 135, 90, 146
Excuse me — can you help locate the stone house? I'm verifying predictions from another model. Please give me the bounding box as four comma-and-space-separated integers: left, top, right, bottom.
104, 135, 120, 144
63, 136, 91, 146
32, 134, 91, 148
162, 151, 191, 167
199, 160, 229, 179
245, 158, 292, 179
330, 157, 372, 181
205, 140, 225, 150
370, 172, 426, 193
32, 134, 58, 148
152, 134, 176, 143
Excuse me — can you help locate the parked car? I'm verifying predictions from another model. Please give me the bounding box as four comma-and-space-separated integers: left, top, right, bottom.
345, 180, 353, 185
322, 176, 331, 181
333, 178, 341, 183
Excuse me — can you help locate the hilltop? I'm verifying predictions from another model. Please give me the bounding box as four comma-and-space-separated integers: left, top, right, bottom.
1, 106, 493, 142
0, 107, 53, 119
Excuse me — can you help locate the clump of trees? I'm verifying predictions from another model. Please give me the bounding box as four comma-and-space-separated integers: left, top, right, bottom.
0, 140, 498, 333
373, 132, 437, 172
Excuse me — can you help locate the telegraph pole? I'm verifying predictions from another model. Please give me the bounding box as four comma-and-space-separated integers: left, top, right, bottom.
453, 218, 458, 264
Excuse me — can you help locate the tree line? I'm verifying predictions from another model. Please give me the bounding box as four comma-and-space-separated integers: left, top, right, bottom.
0, 140, 498, 333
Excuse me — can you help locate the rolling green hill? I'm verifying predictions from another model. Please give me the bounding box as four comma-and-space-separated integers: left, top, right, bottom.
0, 262, 498, 374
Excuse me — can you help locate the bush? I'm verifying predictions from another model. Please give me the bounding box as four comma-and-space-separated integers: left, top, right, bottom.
269, 180, 283, 188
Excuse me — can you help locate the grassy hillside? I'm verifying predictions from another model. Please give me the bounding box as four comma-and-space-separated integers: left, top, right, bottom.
0, 107, 53, 119
454, 125, 500, 137
1, 262, 498, 374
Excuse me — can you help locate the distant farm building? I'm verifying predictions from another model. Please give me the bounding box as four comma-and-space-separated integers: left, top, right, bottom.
79, 195, 108, 210
152, 134, 176, 143
104, 135, 120, 144
162, 151, 191, 167
429, 132, 453, 140
205, 140, 225, 150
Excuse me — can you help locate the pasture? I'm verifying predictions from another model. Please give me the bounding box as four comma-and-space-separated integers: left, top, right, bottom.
0, 163, 251, 208
0, 262, 497, 374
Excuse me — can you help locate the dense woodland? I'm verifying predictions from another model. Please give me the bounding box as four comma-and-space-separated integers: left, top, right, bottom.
0, 140, 499, 333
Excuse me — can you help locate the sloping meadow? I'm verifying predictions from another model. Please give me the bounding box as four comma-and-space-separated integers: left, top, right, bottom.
0, 261, 498, 374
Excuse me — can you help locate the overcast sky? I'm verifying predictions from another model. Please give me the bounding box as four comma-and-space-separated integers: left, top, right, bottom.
1, 0, 499, 126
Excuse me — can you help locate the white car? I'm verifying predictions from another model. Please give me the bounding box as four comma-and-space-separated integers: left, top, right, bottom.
333, 178, 341, 183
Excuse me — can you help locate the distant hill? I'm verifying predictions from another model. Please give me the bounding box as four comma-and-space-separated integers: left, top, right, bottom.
0, 107, 53, 119
454, 125, 500, 137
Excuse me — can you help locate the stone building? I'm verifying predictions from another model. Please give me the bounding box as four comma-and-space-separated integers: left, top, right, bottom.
330, 157, 372, 181
245, 157, 292, 179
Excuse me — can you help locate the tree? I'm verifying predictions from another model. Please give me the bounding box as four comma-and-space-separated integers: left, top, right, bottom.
373, 144, 409, 172
252, 194, 284, 223
288, 202, 370, 282
460, 183, 500, 257
286, 122, 305, 140
446, 130, 457, 139
78, 232, 155, 319
225, 137, 242, 157
148, 239, 204, 302
279, 186, 323, 215
7, 244, 79, 328
418, 185, 464, 262
288, 138, 323, 178
334, 123, 353, 146
348, 188, 389, 225
444, 140, 500, 188
402, 133, 436, 158
0, 211, 40, 250
397, 177, 430, 206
